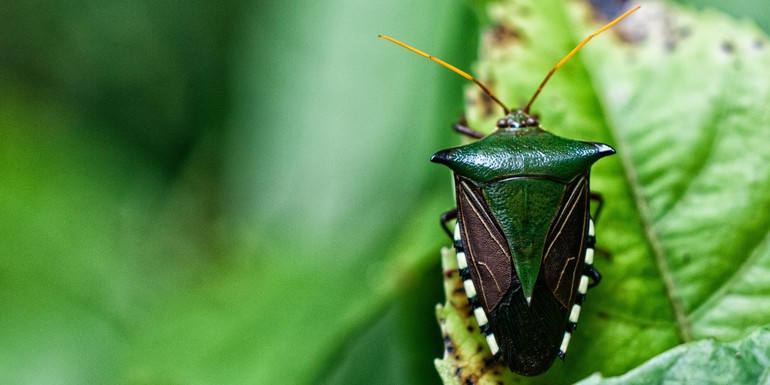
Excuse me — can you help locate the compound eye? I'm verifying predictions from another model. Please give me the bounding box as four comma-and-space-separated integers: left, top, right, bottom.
526, 117, 537, 126
497, 119, 507, 128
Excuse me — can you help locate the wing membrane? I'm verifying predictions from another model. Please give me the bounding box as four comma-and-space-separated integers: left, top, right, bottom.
542, 174, 589, 308
456, 177, 512, 313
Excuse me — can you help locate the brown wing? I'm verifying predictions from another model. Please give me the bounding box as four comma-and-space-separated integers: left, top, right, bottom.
541, 174, 589, 308
456, 176, 512, 313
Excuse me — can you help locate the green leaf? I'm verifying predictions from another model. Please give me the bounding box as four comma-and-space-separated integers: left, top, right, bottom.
0, 85, 165, 384
576, 326, 770, 385
439, 0, 770, 383
4, 0, 770, 384
121, 1, 479, 384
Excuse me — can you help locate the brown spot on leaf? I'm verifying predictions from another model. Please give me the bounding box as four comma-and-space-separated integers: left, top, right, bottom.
588, 0, 630, 21
445, 335, 456, 354
663, 20, 693, 51
490, 22, 521, 45
721, 41, 735, 54
477, 91, 497, 119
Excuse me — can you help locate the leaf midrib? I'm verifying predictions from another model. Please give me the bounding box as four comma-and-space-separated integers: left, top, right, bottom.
566, 9, 693, 343
614, 133, 693, 343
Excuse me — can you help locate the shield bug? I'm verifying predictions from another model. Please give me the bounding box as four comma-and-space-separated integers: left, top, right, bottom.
381, 5, 639, 376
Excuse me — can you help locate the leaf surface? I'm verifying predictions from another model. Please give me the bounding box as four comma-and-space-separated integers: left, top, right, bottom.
438, 0, 770, 383
576, 326, 770, 385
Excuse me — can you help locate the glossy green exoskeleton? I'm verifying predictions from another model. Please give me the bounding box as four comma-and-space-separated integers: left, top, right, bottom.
381, 5, 638, 377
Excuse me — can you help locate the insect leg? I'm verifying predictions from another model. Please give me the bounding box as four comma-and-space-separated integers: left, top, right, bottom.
594, 246, 612, 262
589, 192, 613, 262
589, 192, 604, 223
440, 208, 458, 239
585, 264, 602, 288
453, 116, 485, 139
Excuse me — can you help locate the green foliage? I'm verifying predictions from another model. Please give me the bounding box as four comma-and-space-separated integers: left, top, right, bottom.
1, 0, 477, 384
577, 327, 770, 384
437, 0, 770, 383
1, 0, 770, 384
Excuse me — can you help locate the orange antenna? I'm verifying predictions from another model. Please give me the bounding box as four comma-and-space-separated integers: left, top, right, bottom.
379, 35, 510, 115
524, 5, 640, 114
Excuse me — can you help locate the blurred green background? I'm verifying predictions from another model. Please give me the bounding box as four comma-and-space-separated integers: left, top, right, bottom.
1, 0, 768, 384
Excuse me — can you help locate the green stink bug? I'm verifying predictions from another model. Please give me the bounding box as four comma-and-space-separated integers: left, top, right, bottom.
381, 5, 639, 376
